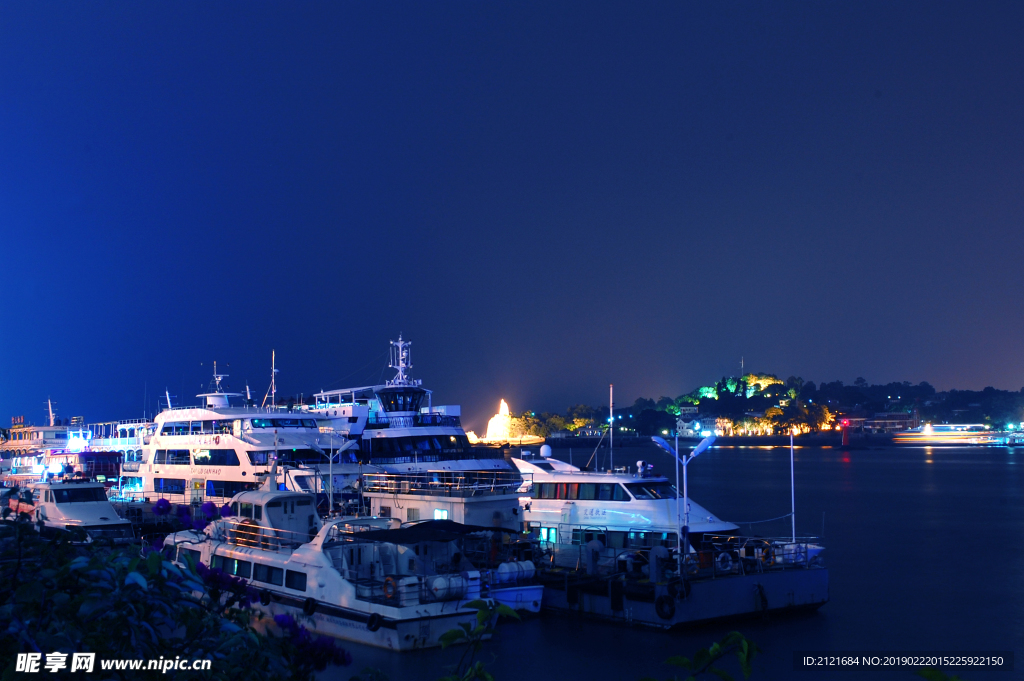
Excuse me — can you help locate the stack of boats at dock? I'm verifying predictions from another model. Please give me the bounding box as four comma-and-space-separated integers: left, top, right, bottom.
1, 337, 829, 649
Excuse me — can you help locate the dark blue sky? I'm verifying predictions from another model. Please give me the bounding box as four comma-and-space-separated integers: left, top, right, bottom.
2, 2, 1024, 432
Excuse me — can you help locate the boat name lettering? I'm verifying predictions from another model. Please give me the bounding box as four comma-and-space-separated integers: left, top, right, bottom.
192, 467, 223, 476
582, 508, 607, 518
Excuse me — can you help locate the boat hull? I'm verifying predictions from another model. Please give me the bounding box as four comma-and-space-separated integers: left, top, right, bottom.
540, 567, 828, 628
251, 594, 486, 651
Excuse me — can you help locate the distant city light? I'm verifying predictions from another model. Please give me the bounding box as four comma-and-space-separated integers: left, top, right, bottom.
700, 430, 712, 437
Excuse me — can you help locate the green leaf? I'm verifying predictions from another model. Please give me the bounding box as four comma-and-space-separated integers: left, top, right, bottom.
147, 550, 162, 576
709, 667, 734, 681
495, 604, 521, 620
438, 629, 466, 649
463, 599, 489, 611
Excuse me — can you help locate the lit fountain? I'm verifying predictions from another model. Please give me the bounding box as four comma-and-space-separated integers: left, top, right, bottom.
467, 399, 544, 445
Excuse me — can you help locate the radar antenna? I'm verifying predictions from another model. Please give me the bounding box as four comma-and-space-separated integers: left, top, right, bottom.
387, 335, 422, 387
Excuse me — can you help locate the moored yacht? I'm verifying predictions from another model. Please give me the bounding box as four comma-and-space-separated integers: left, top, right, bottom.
5, 478, 134, 543
513, 451, 738, 568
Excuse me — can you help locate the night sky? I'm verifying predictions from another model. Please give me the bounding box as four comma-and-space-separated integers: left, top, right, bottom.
2, 3, 1024, 432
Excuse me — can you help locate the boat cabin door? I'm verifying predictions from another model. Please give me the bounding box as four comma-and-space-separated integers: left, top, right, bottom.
189, 479, 205, 505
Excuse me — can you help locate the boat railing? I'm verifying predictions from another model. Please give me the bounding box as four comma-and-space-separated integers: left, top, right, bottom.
215, 518, 316, 551
695, 534, 826, 577
361, 471, 527, 497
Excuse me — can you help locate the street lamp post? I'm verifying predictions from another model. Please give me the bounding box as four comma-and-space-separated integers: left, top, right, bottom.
652, 434, 716, 574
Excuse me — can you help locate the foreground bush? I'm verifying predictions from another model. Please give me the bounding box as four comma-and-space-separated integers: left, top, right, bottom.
0, 494, 350, 681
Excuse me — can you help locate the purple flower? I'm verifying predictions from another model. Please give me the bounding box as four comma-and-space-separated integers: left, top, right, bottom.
175, 504, 191, 518
200, 501, 217, 519
153, 499, 171, 516
220, 503, 234, 517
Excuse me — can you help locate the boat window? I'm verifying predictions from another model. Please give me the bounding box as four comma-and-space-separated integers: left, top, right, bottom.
539, 527, 557, 544
379, 506, 391, 517
161, 422, 189, 436
121, 476, 142, 492
434, 508, 449, 520
566, 483, 579, 500
578, 483, 596, 500
253, 504, 262, 521
177, 547, 202, 566
294, 477, 313, 491
212, 555, 252, 579
276, 449, 324, 464
253, 563, 284, 586
296, 498, 312, 507
248, 451, 273, 465
534, 483, 555, 499
239, 502, 254, 519
266, 501, 282, 508
285, 570, 307, 592
52, 487, 107, 503
250, 418, 317, 429
154, 450, 190, 465
192, 449, 240, 466
207, 480, 257, 498
154, 478, 186, 493
190, 421, 205, 435
624, 482, 678, 500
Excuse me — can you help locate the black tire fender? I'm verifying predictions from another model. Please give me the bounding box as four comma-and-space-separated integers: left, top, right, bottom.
259, 590, 271, 606
302, 598, 317, 616
655, 594, 676, 620
367, 613, 383, 632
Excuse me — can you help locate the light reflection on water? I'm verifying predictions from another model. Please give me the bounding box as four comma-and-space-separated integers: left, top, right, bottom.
322, 445, 1024, 681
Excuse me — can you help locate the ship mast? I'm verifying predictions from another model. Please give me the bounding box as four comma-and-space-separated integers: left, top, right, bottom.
262, 350, 279, 408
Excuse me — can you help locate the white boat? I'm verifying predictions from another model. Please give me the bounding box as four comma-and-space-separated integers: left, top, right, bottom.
163, 469, 528, 650
5, 478, 135, 543
512, 452, 738, 568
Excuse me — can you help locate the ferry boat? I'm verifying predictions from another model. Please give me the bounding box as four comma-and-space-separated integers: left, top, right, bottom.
115, 365, 361, 512
163, 468, 530, 650
513, 450, 738, 567
5, 478, 134, 543
306, 337, 512, 478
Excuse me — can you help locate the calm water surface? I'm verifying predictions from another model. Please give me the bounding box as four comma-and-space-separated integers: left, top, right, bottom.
324, 444, 1024, 680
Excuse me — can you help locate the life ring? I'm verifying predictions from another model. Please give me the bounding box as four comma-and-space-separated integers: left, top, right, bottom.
654, 594, 676, 620
302, 598, 317, 616
215, 435, 220, 445
759, 545, 775, 567
259, 590, 271, 606
366, 613, 383, 632
716, 552, 733, 573
382, 576, 399, 600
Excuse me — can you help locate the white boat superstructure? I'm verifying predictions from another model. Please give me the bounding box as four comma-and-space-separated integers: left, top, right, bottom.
117, 365, 366, 509
513, 454, 738, 568
163, 472, 523, 650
